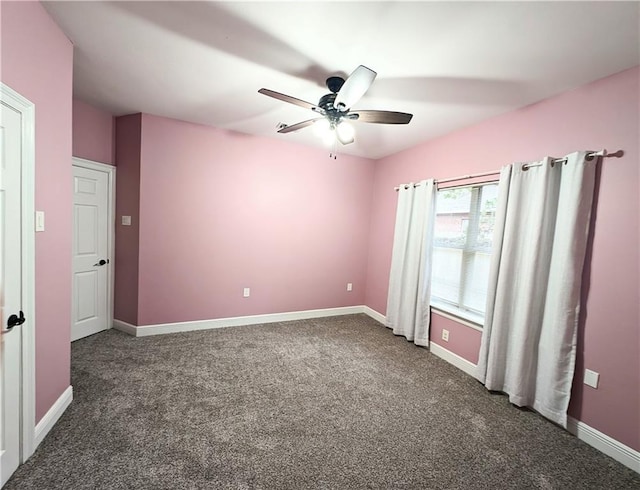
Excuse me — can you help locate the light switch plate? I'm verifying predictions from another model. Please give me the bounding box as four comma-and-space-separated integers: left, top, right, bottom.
243, 287, 250, 298
122, 216, 132, 226
584, 369, 600, 389
347, 283, 353, 291
35, 211, 45, 232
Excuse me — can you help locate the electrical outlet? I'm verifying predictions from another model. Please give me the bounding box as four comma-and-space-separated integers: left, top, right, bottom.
441, 329, 449, 342
243, 287, 250, 298
584, 369, 600, 389
347, 283, 353, 292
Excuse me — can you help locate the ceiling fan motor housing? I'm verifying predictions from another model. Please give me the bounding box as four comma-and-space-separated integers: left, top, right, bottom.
326, 76, 345, 93
318, 93, 337, 111
318, 93, 344, 125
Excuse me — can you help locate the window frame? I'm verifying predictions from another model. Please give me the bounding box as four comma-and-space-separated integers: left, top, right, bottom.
430, 180, 499, 328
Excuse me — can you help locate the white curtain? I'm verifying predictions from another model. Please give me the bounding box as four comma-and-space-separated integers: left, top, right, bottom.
476, 151, 597, 428
385, 179, 436, 346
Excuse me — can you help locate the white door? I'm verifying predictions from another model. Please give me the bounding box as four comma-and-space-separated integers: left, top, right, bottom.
71, 165, 110, 341
0, 101, 23, 486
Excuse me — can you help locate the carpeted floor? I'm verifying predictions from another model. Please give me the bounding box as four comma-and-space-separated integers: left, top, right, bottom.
6, 314, 639, 489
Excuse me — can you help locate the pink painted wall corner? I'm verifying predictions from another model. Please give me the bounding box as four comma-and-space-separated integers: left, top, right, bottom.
72, 99, 115, 165
114, 114, 143, 325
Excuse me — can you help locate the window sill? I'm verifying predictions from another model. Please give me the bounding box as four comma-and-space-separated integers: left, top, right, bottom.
430, 306, 484, 332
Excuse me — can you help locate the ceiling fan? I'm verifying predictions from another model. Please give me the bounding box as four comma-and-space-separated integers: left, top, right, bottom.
258, 65, 413, 149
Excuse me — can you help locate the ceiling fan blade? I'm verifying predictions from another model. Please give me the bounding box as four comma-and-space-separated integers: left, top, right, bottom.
259, 88, 320, 112
334, 65, 377, 112
350, 110, 413, 124
277, 118, 322, 134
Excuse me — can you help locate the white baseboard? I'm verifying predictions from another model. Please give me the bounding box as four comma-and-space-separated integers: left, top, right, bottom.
34, 385, 72, 450
362, 305, 387, 325
567, 417, 640, 473
113, 306, 365, 337
429, 342, 478, 378
362, 306, 385, 324
112, 319, 137, 336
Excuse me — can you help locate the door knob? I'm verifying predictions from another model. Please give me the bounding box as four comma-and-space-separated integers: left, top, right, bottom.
93, 259, 109, 266
5, 311, 25, 332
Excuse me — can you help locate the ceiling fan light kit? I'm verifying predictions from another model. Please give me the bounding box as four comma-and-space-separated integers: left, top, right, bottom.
259, 65, 413, 157
336, 121, 355, 144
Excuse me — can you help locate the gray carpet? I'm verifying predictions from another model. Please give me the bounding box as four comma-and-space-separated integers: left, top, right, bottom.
6, 314, 639, 489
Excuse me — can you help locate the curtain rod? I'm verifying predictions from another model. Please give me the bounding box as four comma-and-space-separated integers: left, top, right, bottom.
394, 149, 624, 191
522, 149, 624, 170
394, 169, 500, 191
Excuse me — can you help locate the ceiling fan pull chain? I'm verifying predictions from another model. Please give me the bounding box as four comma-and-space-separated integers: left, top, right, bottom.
330, 137, 338, 159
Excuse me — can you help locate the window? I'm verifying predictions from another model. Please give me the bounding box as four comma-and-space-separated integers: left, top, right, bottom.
430, 182, 499, 325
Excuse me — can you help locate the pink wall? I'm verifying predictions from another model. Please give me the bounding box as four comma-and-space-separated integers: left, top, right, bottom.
430, 314, 482, 364
72, 99, 115, 164
131, 115, 374, 325
114, 114, 142, 324
365, 66, 640, 450
1, 1, 73, 423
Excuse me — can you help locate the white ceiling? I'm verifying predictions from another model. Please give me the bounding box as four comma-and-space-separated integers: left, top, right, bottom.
43, 1, 639, 160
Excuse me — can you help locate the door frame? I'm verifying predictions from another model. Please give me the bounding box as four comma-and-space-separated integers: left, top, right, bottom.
71, 157, 116, 337
1, 83, 36, 462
